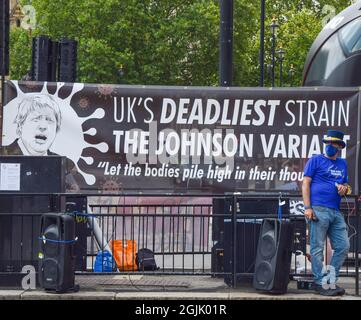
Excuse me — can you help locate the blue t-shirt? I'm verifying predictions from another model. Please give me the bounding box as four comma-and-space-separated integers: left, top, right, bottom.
304, 154, 348, 210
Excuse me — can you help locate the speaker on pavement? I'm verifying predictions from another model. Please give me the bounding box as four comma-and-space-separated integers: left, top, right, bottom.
253, 219, 294, 294
0, 0, 9, 75
38, 213, 79, 293
212, 197, 289, 284
58, 39, 77, 82
223, 219, 261, 286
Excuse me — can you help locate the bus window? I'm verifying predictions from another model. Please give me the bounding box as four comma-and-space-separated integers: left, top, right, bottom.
303, 2, 361, 87
305, 33, 345, 86
338, 17, 361, 55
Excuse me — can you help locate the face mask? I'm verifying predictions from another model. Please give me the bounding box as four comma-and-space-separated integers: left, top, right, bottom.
325, 145, 338, 157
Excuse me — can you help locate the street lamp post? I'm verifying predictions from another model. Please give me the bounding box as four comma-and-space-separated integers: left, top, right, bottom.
266, 63, 272, 81
259, 0, 266, 87
219, 0, 234, 87
277, 46, 285, 87
118, 64, 124, 83
270, 17, 279, 87
289, 64, 295, 87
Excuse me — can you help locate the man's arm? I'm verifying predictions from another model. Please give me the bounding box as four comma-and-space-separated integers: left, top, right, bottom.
337, 161, 350, 196
337, 183, 350, 196
302, 176, 316, 220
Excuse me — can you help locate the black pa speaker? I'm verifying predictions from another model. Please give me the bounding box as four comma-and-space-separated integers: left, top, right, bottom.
48, 40, 58, 82
31, 36, 58, 81
58, 39, 77, 82
223, 219, 261, 286
0, 0, 9, 75
253, 219, 294, 294
31, 36, 51, 81
38, 213, 78, 293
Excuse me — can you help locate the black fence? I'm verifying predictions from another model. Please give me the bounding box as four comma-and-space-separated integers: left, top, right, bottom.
0, 193, 359, 295
87, 202, 212, 274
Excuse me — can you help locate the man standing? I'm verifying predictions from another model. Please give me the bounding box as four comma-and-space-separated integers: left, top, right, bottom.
302, 130, 350, 296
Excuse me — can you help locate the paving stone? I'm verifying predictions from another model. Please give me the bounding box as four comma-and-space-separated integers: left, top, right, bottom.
0, 275, 358, 300
115, 291, 230, 300
0, 290, 23, 300
20, 290, 116, 300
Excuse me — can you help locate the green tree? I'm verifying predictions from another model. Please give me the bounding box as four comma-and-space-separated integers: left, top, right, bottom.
9, 0, 356, 87
263, 8, 322, 87
27, 0, 220, 85
9, 27, 32, 80
261, 0, 353, 86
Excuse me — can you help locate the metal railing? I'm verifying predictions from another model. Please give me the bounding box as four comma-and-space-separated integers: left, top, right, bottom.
0, 193, 359, 295
87, 203, 213, 274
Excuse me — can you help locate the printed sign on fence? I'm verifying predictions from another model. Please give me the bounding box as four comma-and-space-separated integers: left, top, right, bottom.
1, 81, 360, 194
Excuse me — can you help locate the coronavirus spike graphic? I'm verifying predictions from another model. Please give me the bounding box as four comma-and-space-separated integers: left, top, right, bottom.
81, 156, 94, 165
84, 128, 97, 136
83, 108, 105, 121
2, 81, 109, 186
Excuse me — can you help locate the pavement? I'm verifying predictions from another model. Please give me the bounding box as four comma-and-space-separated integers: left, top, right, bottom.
0, 274, 360, 300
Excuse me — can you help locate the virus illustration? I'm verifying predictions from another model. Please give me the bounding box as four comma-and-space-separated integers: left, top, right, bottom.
100, 177, 123, 193
96, 84, 115, 99
2, 81, 109, 186
78, 96, 90, 110
23, 81, 40, 90
67, 183, 80, 192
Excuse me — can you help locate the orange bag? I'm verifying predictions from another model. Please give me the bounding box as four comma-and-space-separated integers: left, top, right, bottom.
110, 240, 137, 271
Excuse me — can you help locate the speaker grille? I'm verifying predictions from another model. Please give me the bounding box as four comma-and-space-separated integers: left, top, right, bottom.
58, 39, 77, 82
32, 36, 51, 81
260, 231, 276, 259
42, 258, 59, 286
43, 224, 60, 257
255, 261, 273, 286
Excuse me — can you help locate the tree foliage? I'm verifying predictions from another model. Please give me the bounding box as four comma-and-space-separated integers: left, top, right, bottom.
9, 0, 355, 87
9, 27, 32, 80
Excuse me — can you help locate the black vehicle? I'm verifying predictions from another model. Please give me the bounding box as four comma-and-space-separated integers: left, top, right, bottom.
303, 1, 361, 86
